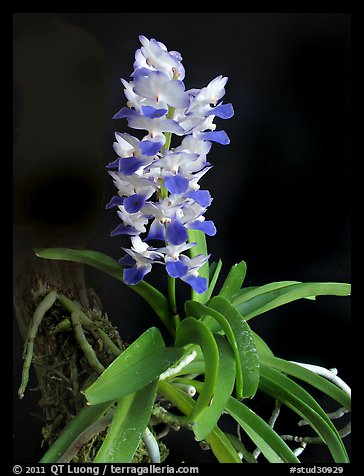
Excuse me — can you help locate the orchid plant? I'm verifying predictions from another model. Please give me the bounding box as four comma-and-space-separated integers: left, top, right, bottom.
22, 35, 351, 464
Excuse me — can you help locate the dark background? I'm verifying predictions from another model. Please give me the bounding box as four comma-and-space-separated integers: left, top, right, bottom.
13, 12, 351, 463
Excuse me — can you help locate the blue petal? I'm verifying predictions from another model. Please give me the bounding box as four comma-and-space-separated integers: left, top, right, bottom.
206, 103, 234, 119
146, 219, 166, 241
184, 190, 212, 207
118, 156, 145, 175
106, 158, 121, 169
119, 255, 135, 267
199, 130, 230, 145
167, 218, 188, 245
105, 195, 124, 209
124, 194, 146, 213
139, 140, 163, 156
131, 67, 152, 78
166, 259, 188, 278
141, 106, 168, 118
110, 223, 137, 236
182, 274, 208, 294
113, 107, 138, 120
188, 220, 216, 236
164, 174, 189, 194
124, 265, 151, 285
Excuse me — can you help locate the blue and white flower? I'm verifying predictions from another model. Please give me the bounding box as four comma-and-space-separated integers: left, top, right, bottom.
106, 35, 233, 292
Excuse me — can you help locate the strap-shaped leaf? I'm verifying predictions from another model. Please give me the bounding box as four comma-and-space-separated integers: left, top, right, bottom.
185, 299, 244, 399
94, 379, 158, 462
209, 296, 260, 399
232, 282, 351, 321
218, 260, 247, 301
204, 259, 223, 302
233, 281, 313, 304
158, 380, 242, 463
84, 327, 183, 405
39, 402, 112, 463
191, 335, 236, 441
260, 355, 351, 410
259, 365, 349, 463
225, 397, 300, 463
175, 318, 219, 424
34, 248, 174, 336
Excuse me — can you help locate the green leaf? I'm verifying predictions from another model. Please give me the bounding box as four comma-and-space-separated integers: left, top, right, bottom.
233, 281, 314, 304
84, 327, 183, 405
175, 318, 219, 424
94, 380, 158, 463
204, 259, 223, 302
39, 402, 112, 463
187, 229, 209, 303
208, 261, 219, 281
34, 248, 174, 336
158, 381, 242, 463
218, 260, 247, 301
191, 335, 236, 441
260, 355, 351, 410
232, 282, 351, 321
259, 365, 349, 463
209, 296, 260, 399
226, 397, 300, 463
185, 299, 245, 400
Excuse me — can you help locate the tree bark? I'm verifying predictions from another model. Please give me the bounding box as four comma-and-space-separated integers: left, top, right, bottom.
13, 232, 121, 451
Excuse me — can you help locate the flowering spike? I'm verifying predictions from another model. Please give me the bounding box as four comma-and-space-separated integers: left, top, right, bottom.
106, 35, 233, 292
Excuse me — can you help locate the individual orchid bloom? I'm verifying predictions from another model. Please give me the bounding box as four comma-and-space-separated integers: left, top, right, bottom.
155, 242, 196, 279
152, 151, 201, 194
120, 236, 164, 285
142, 198, 189, 244
174, 137, 212, 173
190, 75, 229, 109
182, 166, 212, 191
159, 242, 196, 261
176, 199, 217, 237
187, 115, 231, 145
133, 70, 189, 110
127, 113, 185, 139
107, 35, 233, 293
177, 108, 231, 144
106, 170, 157, 213
141, 201, 173, 242
120, 78, 142, 111
177, 253, 210, 294
107, 132, 159, 175
111, 205, 149, 236
176, 135, 212, 158
135, 35, 185, 80
153, 151, 200, 174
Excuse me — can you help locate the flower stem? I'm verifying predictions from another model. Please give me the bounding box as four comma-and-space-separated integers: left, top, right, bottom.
167, 275, 176, 310
161, 106, 175, 153
160, 104, 181, 332
167, 275, 180, 328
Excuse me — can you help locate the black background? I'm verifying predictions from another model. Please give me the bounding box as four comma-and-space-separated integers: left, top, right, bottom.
13, 13, 351, 464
